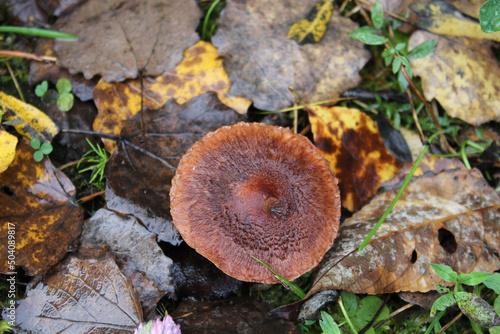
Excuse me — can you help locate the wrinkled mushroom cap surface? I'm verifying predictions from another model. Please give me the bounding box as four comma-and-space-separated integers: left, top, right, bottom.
170, 122, 341, 283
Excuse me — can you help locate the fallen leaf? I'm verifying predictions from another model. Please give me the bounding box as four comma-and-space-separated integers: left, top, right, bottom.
0, 91, 59, 143
53, 0, 201, 82
0, 129, 17, 173
93, 41, 251, 152
80, 208, 174, 316
212, 0, 370, 111
13, 253, 142, 333
171, 297, 301, 334
308, 168, 500, 296
409, 30, 500, 126
287, 0, 335, 45
308, 106, 403, 211
410, 1, 500, 42
105, 93, 246, 244
0, 140, 83, 276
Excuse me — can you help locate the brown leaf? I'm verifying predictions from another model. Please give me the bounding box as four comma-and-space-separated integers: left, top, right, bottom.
171, 297, 301, 334
14, 253, 142, 333
53, 0, 201, 82
105, 93, 246, 244
0, 141, 83, 276
309, 106, 403, 212
409, 30, 500, 126
80, 209, 174, 316
212, 0, 370, 111
308, 168, 500, 296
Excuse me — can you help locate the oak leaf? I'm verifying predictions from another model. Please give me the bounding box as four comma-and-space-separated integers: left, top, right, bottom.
308, 168, 500, 296
409, 30, 500, 126
309, 106, 403, 211
0, 141, 83, 276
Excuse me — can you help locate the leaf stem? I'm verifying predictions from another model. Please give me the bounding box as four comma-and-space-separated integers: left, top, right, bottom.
338, 296, 358, 334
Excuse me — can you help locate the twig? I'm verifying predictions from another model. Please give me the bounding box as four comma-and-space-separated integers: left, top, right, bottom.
436, 312, 462, 334
373, 303, 414, 331
78, 190, 105, 203
358, 294, 391, 334
0, 50, 57, 62
407, 88, 425, 143
5, 59, 24, 102
356, 0, 410, 22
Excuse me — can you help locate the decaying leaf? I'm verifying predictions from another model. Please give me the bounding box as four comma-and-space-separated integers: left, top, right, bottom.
308, 106, 403, 211
13, 254, 142, 333
212, 0, 370, 111
0, 141, 83, 276
0, 91, 59, 143
308, 168, 500, 296
93, 41, 251, 152
105, 93, 246, 244
287, 0, 335, 45
410, 1, 500, 42
80, 209, 174, 315
53, 0, 201, 82
0, 129, 17, 173
409, 30, 500, 126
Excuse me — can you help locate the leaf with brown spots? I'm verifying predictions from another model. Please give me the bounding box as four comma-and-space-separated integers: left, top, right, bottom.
105, 93, 246, 245
212, 0, 370, 111
14, 252, 142, 333
0, 141, 83, 276
0, 128, 17, 173
93, 41, 251, 152
409, 30, 500, 126
308, 168, 500, 296
52, 0, 201, 82
308, 106, 403, 212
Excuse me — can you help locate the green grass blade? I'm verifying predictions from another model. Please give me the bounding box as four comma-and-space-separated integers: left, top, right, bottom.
201, 0, 222, 40
0, 26, 77, 40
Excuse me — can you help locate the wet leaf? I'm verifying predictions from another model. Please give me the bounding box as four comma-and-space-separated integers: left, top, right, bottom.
0, 91, 59, 143
53, 0, 201, 82
480, 0, 500, 33
93, 41, 251, 152
407, 39, 439, 59
430, 293, 456, 316
308, 106, 403, 211
171, 297, 301, 333
80, 209, 174, 315
0, 129, 17, 173
105, 93, 246, 244
14, 253, 142, 333
287, 0, 335, 45
376, 112, 412, 162
308, 168, 500, 296
0, 141, 83, 275
409, 30, 500, 126
212, 0, 370, 111
410, 1, 500, 42
455, 292, 500, 328
349, 26, 387, 45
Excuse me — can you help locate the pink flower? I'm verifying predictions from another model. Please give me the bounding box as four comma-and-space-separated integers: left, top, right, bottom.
134, 315, 181, 334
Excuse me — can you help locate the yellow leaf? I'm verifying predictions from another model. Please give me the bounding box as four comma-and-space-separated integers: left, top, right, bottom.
0, 129, 18, 173
410, 1, 500, 42
308, 106, 402, 211
0, 91, 59, 142
287, 0, 334, 45
93, 41, 251, 152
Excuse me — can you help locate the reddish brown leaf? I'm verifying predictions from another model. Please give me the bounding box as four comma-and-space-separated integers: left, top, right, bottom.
308, 168, 500, 296
0, 141, 83, 276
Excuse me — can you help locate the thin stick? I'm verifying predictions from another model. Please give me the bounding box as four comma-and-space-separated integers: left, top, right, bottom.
358, 294, 391, 334
407, 89, 425, 143
373, 303, 414, 330
5, 59, 25, 102
0, 50, 57, 62
436, 312, 462, 334
78, 190, 105, 203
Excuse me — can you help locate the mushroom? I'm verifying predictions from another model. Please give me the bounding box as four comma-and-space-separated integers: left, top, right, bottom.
170, 122, 341, 284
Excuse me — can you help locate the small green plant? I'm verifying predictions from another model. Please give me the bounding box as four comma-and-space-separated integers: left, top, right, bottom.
319, 311, 341, 334
35, 78, 74, 112
430, 264, 500, 331
0, 319, 12, 334
77, 138, 108, 186
30, 138, 53, 162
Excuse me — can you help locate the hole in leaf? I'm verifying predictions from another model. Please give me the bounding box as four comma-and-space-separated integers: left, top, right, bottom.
410, 249, 417, 263
438, 228, 457, 254
1, 186, 14, 197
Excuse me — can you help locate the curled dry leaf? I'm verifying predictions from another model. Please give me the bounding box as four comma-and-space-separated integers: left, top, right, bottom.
93, 41, 251, 152
0, 141, 83, 276
105, 93, 246, 244
409, 30, 500, 126
308, 168, 500, 296
53, 0, 201, 82
80, 209, 174, 315
308, 106, 403, 212
13, 254, 142, 333
212, 0, 370, 111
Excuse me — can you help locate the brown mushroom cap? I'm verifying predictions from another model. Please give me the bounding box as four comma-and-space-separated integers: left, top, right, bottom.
170, 122, 341, 284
